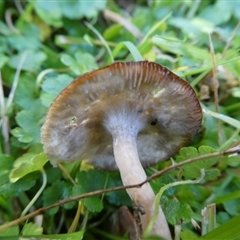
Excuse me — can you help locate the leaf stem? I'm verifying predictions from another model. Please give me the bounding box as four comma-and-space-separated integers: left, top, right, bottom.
84, 21, 114, 63
21, 168, 47, 217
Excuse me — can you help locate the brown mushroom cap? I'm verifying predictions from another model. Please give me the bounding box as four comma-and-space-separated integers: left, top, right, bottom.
41, 61, 202, 170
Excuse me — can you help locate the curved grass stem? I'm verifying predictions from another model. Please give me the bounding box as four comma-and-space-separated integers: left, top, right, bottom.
21, 168, 47, 217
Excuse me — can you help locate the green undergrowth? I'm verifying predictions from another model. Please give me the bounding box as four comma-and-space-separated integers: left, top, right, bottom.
0, 0, 240, 239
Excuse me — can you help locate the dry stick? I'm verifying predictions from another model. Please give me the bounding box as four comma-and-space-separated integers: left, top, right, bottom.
5, 9, 19, 34
0, 83, 10, 154
0, 52, 28, 154
222, 20, 240, 58
144, 146, 239, 184
0, 185, 133, 232
208, 34, 222, 146
0, 72, 4, 127
193, 21, 240, 104
103, 9, 143, 40
0, 147, 239, 233
14, 0, 24, 14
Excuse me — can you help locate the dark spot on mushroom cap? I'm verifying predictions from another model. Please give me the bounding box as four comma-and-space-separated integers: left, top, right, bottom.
41, 61, 202, 170
150, 119, 158, 126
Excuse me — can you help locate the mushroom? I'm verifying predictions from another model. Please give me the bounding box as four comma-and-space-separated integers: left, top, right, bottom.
41, 61, 202, 239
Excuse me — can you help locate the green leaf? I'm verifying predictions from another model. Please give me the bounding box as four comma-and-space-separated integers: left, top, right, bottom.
199, 1, 233, 25
60, 51, 97, 75
162, 196, 193, 225
40, 92, 55, 108
79, 191, 103, 212
106, 172, 132, 207
176, 146, 219, 180
11, 127, 33, 143
34, 0, 62, 27
112, 41, 144, 61
181, 230, 198, 240
15, 110, 44, 144
8, 51, 47, 72
7, 35, 41, 52
223, 198, 240, 216
24, 230, 84, 239
9, 153, 48, 182
203, 108, 240, 130
176, 184, 208, 210
140, 12, 171, 45
197, 215, 240, 240
215, 190, 240, 204
0, 177, 36, 198
41, 74, 73, 96
0, 230, 84, 239
0, 226, 19, 236
40, 74, 73, 107
0, 159, 37, 199
45, 167, 62, 184
0, 20, 12, 35
103, 24, 122, 41
123, 41, 144, 61
0, 52, 8, 68
22, 222, 43, 236
169, 17, 213, 39
59, 0, 106, 19
0, 154, 14, 172
204, 169, 221, 181
14, 74, 45, 111
73, 170, 108, 212
43, 180, 74, 215
152, 36, 210, 61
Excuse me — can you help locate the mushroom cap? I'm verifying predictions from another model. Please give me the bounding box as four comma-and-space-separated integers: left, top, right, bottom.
41, 61, 202, 170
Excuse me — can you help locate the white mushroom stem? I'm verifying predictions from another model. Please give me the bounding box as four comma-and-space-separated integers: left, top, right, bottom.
111, 128, 172, 239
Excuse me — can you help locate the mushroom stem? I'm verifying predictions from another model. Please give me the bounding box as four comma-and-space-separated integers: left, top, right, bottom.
112, 130, 172, 239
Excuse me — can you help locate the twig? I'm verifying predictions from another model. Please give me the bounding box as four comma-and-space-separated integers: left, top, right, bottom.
14, 0, 24, 14
0, 147, 239, 232
208, 34, 222, 145
103, 9, 143, 40
0, 72, 5, 129
0, 184, 133, 232
5, 9, 19, 34
186, 0, 202, 19
0, 72, 9, 153
0, 52, 28, 154
222, 20, 240, 58
6, 52, 28, 110
144, 148, 238, 184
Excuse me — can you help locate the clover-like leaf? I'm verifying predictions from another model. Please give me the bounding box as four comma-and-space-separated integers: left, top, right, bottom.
0, 154, 36, 198
34, 0, 62, 27
8, 51, 46, 72
15, 110, 44, 144
176, 146, 219, 180
60, 51, 97, 75
72, 169, 109, 213
9, 153, 48, 182
59, 0, 106, 19
11, 127, 33, 143
42, 180, 74, 215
